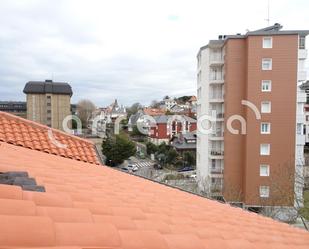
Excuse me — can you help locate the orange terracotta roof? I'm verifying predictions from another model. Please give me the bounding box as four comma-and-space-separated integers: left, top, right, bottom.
189, 96, 197, 102
0, 141, 308, 248
0, 111, 100, 164
143, 108, 166, 116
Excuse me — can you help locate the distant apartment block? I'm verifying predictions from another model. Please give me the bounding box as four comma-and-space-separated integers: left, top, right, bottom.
196, 24, 308, 215
23, 80, 72, 130
0, 101, 26, 118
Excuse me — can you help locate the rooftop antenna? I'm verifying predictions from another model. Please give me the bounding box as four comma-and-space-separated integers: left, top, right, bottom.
265, 0, 270, 25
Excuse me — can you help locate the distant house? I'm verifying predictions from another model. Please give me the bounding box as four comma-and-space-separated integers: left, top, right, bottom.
147, 115, 197, 145
187, 95, 197, 106
170, 131, 196, 154
163, 98, 177, 111
106, 99, 127, 122
128, 110, 145, 132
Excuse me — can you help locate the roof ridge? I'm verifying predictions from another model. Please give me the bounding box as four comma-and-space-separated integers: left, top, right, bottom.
0, 111, 93, 145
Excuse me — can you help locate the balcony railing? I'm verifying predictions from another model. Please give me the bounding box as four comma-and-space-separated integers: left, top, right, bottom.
212, 131, 224, 137
211, 167, 224, 174
298, 71, 307, 81
210, 74, 224, 81
210, 150, 224, 156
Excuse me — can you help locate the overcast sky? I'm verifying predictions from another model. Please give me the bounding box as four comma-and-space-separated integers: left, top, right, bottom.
0, 0, 308, 107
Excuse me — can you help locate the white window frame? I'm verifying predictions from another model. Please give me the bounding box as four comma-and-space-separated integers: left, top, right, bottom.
260, 144, 270, 156
261, 122, 271, 134
263, 37, 273, 48
260, 186, 270, 197
299, 36, 306, 49
261, 101, 271, 113
260, 164, 270, 176
261, 80, 271, 92
262, 58, 272, 70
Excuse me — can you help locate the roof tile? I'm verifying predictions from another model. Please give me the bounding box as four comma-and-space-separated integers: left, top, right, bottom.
37, 206, 93, 223
55, 222, 121, 247
0, 198, 36, 215
0, 184, 23, 199
0, 215, 55, 247
0, 142, 308, 248
0, 111, 100, 164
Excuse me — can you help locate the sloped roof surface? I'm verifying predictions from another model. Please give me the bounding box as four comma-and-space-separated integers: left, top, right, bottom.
23, 81, 73, 96
0, 111, 100, 164
143, 108, 165, 116
153, 115, 196, 124
0, 142, 309, 248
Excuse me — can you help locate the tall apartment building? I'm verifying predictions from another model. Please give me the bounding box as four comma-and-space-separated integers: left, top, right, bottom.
23, 80, 73, 130
196, 24, 308, 215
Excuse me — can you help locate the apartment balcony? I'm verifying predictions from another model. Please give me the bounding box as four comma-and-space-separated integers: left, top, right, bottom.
209, 132, 224, 140
209, 96, 224, 103
297, 91, 307, 103
297, 134, 306, 145
209, 150, 224, 159
297, 114, 306, 123
216, 113, 224, 121
210, 167, 224, 174
298, 49, 308, 60
209, 111, 224, 120
298, 71, 307, 81
209, 58, 224, 67
209, 74, 224, 85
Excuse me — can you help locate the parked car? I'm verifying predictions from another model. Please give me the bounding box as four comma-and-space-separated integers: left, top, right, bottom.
153, 163, 163, 170
127, 164, 136, 168
178, 166, 194, 172
121, 167, 129, 171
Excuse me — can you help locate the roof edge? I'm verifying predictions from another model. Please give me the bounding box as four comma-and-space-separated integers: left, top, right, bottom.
0, 111, 94, 145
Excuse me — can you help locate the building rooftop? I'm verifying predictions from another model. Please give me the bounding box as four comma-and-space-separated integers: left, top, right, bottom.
143, 107, 166, 116
199, 23, 309, 53
0, 140, 308, 248
153, 115, 196, 124
0, 111, 100, 164
23, 80, 73, 96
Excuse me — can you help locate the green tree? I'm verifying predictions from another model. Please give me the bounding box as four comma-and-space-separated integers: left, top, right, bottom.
183, 151, 196, 166
131, 125, 144, 136
146, 142, 158, 155
166, 149, 178, 164
126, 102, 143, 118
102, 135, 136, 165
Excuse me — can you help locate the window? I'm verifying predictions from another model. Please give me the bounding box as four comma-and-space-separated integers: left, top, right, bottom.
261, 123, 271, 134
211, 159, 216, 169
260, 186, 270, 197
260, 144, 270, 155
299, 36, 306, 49
297, 123, 303, 135
260, 164, 270, 176
261, 80, 271, 92
263, 37, 272, 48
261, 101, 271, 113
262, 58, 272, 70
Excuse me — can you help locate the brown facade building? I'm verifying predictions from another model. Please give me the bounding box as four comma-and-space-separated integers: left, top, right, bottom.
197, 24, 308, 216
23, 80, 72, 131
